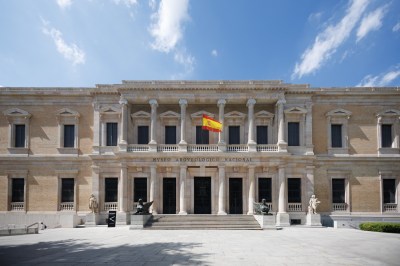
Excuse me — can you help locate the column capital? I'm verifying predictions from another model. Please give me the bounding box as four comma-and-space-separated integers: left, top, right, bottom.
119, 96, 128, 105
149, 99, 158, 107
248, 164, 256, 170
180, 164, 187, 169
218, 164, 226, 169
217, 99, 226, 106
179, 99, 188, 106
246, 98, 256, 107
277, 99, 286, 105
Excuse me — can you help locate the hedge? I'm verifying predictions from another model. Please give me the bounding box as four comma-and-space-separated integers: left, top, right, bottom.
359, 222, 400, 234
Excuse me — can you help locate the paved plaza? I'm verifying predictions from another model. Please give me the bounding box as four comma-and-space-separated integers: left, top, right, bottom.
0, 226, 399, 265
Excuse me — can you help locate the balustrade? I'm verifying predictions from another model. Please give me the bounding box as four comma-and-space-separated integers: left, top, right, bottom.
256, 144, 278, 152
127, 145, 150, 152
332, 203, 347, 212
60, 202, 74, 211
383, 203, 397, 212
104, 202, 118, 211
188, 144, 219, 152
227, 144, 249, 152
287, 203, 302, 212
157, 145, 179, 152
10, 202, 24, 211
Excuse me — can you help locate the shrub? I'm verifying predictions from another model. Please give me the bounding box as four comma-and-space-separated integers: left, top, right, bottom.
359, 222, 400, 234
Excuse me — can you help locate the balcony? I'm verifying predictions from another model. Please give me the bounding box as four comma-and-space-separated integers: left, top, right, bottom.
288, 203, 302, 212
383, 203, 398, 212
188, 144, 219, 152
126, 144, 278, 153
104, 202, 118, 211
332, 203, 347, 212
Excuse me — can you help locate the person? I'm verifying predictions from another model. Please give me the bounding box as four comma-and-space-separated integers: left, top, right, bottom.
308, 195, 320, 214
89, 194, 98, 213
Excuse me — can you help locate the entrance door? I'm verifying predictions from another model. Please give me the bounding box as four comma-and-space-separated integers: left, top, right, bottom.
194, 177, 211, 214
163, 178, 176, 214
229, 178, 243, 214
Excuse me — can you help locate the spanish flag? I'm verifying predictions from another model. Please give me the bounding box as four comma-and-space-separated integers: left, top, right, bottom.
202, 114, 223, 132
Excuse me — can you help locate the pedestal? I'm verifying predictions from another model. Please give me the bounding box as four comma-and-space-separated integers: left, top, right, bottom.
254, 214, 277, 229
129, 214, 152, 229
85, 213, 100, 227
116, 212, 130, 225
276, 212, 290, 227
306, 213, 322, 227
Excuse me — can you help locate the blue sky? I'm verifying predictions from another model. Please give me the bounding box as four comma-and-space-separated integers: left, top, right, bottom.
0, 0, 399, 88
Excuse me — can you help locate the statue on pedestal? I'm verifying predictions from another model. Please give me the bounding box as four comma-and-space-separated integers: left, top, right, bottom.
89, 194, 98, 213
308, 195, 321, 214
134, 199, 153, 215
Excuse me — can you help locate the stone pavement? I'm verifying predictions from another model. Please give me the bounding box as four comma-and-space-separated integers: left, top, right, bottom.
0, 226, 399, 265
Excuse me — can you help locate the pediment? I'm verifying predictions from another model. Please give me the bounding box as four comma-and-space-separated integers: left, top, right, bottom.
326, 108, 352, 117
3, 108, 31, 118
159, 111, 180, 118
225, 111, 246, 119
56, 108, 80, 117
131, 111, 150, 118
191, 110, 215, 119
100, 105, 120, 114
255, 110, 274, 118
284, 106, 307, 114
377, 109, 400, 117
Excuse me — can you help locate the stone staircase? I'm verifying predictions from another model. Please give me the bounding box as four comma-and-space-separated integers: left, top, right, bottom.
145, 215, 262, 230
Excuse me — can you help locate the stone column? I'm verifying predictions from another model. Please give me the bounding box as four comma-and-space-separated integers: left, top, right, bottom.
306, 166, 315, 201
149, 165, 157, 214
179, 165, 187, 214
247, 99, 256, 152
149, 99, 158, 151
119, 97, 128, 151
87, 166, 100, 226
119, 163, 128, 212
305, 102, 314, 155
92, 103, 100, 153
247, 165, 256, 214
218, 99, 226, 151
179, 99, 188, 151
277, 164, 290, 226
277, 99, 287, 152
218, 165, 227, 214
101, 115, 106, 147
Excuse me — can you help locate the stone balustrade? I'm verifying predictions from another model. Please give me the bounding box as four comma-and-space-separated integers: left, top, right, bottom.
157, 145, 179, 152
104, 202, 118, 211
333, 203, 347, 212
60, 202, 74, 211
10, 202, 24, 211
126, 144, 279, 153
227, 144, 249, 152
287, 203, 302, 212
188, 144, 219, 152
127, 145, 150, 152
383, 203, 398, 212
256, 144, 279, 152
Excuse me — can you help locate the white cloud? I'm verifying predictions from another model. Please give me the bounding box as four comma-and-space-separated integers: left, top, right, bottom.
357, 68, 400, 87
308, 12, 323, 23
112, 0, 138, 7
211, 49, 218, 57
42, 23, 85, 65
174, 49, 195, 73
149, 0, 157, 10
356, 5, 388, 42
149, 0, 190, 53
57, 0, 72, 9
292, 0, 369, 79
393, 22, 400, 32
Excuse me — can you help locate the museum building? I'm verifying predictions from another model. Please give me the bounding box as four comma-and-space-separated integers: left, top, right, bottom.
0, 80, 399, 228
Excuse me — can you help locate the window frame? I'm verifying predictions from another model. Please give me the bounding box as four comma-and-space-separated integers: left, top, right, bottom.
377, 110, 400, 154
328, 170, 351, 213
379, 171, 399, 213
326, 109, 351, 155
255, 110, 274, 145
6, 170, 28, 212
56, 108, 80, 153
284, 107, 307, 150
3, 108, 31, 154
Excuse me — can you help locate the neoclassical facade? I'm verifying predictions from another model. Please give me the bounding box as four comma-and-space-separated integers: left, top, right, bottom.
0, 80, 399, 227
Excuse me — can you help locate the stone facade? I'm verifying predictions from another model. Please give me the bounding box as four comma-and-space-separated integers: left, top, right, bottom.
0, 81, 399, 228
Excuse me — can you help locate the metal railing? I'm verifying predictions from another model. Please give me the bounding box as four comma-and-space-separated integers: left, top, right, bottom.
288, 203, 302, 212
332, 203, 347, 212
256, 144, 279, 152
10, 202, 24, 211
227, 144, 249, 152
188, 144, 219, 152
157, 145, 179, 152
60, 202, 74, 211
127, 145, 150, 152
383, 203, 397, 212
104, 202, 118, 211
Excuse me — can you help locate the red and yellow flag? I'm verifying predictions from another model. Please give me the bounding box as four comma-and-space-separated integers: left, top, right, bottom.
202, 114, 223, 132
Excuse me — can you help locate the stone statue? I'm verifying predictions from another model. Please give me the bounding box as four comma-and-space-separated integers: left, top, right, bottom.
254, 198, 271, 215
308, 195, 321, 214
89, 194, 98, 213
134, 199, 153, 215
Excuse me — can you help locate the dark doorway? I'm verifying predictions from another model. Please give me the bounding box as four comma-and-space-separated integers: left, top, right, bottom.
163, 178, 176, 214
194, 177, 211, 214
229, 178, 243, 214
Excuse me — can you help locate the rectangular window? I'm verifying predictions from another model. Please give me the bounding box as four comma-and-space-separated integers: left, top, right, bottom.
331, 124, 342, 148
105, 178, 118, 202
11, 178, 24, 202
106, 123, 118, 146
381, 124, 393, 148
137, 126, 149, 144
256, 126, 268, 144
229, 126, 240, 144
196, 126, 209, 144
383, 179, 396, 204
258, 178, 272, 202
165, 126, 176, 144
63, 125, 75, 148
332, 179, 345, 203
134, 178, 147, 202
288, 178, 301, 203
15, 125, 25, 148
61, 178, 74, 202
288, 122, 300, 146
